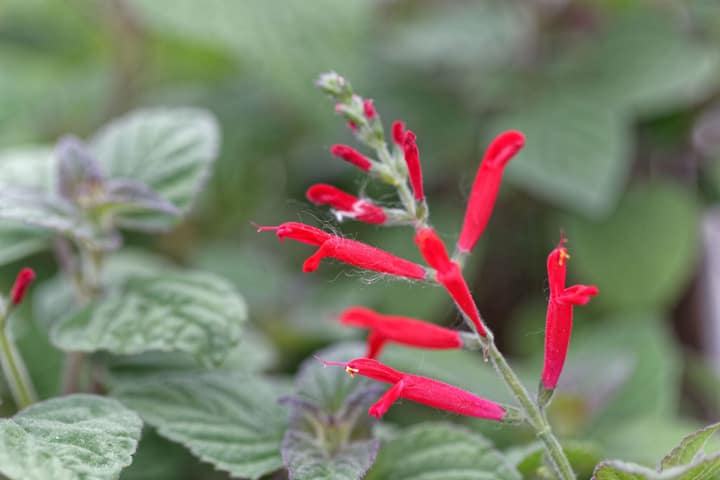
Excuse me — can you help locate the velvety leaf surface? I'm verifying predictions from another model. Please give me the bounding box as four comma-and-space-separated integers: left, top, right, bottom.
366, 423, 521, 480
51, 271, 245, 366
0, 394, 142, 480
90, 108, 219, 231
660, 422, 720, 470
112, 372, 287, 480
492, 91, 630, 218
563, 181, 700, 311
282, 343, 382, 480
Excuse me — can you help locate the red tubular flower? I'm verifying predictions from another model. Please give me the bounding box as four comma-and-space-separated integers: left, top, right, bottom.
339, 306, 462, 358
330, 145, 372, 171
391, 121, 406, 146
402, 130, 424, 202
363, 99, 376, 119
259, 222, 426, 280
541, 235, 599, 393
306, 184, 387, 225
11, 268, 36, 305
414, 228, 487, 336
457, 130, 525, 253
321, 357, 506, 421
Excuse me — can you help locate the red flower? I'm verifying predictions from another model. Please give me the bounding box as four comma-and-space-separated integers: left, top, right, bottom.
321, 357, 506, 421
339, 306, 462, 358
402, 130, 424, 202
363, 99, 376, 119
330, 145, 372, 171
11, 268, 35, 305
259, 222, 426, 280
541, 235, 599, 392
306, 184, 387, 224
391, 121, 406, 146
415, 228, 487, 336
458, 131, 525, 253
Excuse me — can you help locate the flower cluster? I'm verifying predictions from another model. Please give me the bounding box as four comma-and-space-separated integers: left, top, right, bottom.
262, 72, 597, 421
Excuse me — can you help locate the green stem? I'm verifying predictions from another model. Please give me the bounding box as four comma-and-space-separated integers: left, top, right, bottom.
0, 316, 36, 409
62, 244, 105, 394
486, 341, 575, 480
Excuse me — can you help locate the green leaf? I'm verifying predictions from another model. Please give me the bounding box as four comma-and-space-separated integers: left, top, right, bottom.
507, 441, 602, 480
283, 431, 378, 480
129, 0, 372, 117
366, 423, 521, 480
660, 422, 720, 470
34, 249, 173, 328
562, 181, 700, 311
0, 148, 67, 260
0, 394, 142, 480
0, 188, 115, 248
90, 108, 219, 231
0, 146, 55, 191
105, 328, 277, 386
592, 460, 658, 480
553, 13, 720, 116
51, 270, 246, 366
0, 224, 50, 266
592, 455, 720, 480
281, 343, 382, 480
383, 1, 530, 72
112, 371, 288, 480
556, 314, 680, 435
491, 91, 631, 217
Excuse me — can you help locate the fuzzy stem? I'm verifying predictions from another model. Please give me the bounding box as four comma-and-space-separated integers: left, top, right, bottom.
485, 341, 575, 479
0, 314, 37, 409
62, 244, 105, 394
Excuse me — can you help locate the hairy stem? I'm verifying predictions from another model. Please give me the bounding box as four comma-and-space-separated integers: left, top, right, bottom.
62, 245, 105, 394
485, 341, 575, 480
0, 314, 37, 409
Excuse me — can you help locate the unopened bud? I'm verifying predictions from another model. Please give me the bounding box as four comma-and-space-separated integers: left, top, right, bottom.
11, 268, 35, 305
315, 72, 352, 101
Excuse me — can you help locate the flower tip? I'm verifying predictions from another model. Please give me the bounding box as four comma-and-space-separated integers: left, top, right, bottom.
11, 267, 36, 305
485, 130, 526, 169
403, 130, 417, 146
391, 121, 406, 145
363, 99, 376, 119
368, 405, 384, 418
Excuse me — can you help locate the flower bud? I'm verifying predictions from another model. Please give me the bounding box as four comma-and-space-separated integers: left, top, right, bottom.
11, 268, 36, 305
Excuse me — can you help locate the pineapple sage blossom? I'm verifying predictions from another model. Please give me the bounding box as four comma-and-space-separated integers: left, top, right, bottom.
306, 184, 387, 225
540, 235, 599, 401
458, 130, 525, 253
265, 72, 599, 480
258, 222, 426, 280
320, 357, 516, 422
339, 306, 462, 359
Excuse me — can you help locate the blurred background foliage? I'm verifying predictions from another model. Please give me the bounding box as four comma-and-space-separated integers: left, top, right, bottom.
1, 0, 720, 478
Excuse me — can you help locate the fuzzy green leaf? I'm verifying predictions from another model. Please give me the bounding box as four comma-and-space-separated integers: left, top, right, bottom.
366, 423, 521, 480
90, 108, 219, 231
51, 271, 245, 366
593, 455, 720, 480
282, 343, 381, 480
0, 394, 142, 480
661, 422, 720, 470
112, 371, 287, 480
563, 181, 700, 311
492, 91, 630, 218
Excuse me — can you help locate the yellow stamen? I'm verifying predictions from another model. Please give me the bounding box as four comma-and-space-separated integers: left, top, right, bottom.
558, 249, 571, 266
345, 366, 359, 378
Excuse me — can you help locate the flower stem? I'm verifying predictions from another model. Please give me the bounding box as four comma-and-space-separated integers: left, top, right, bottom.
486, 341, 575, 480
62, 244, 105, 394
0, 314, 37, 409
